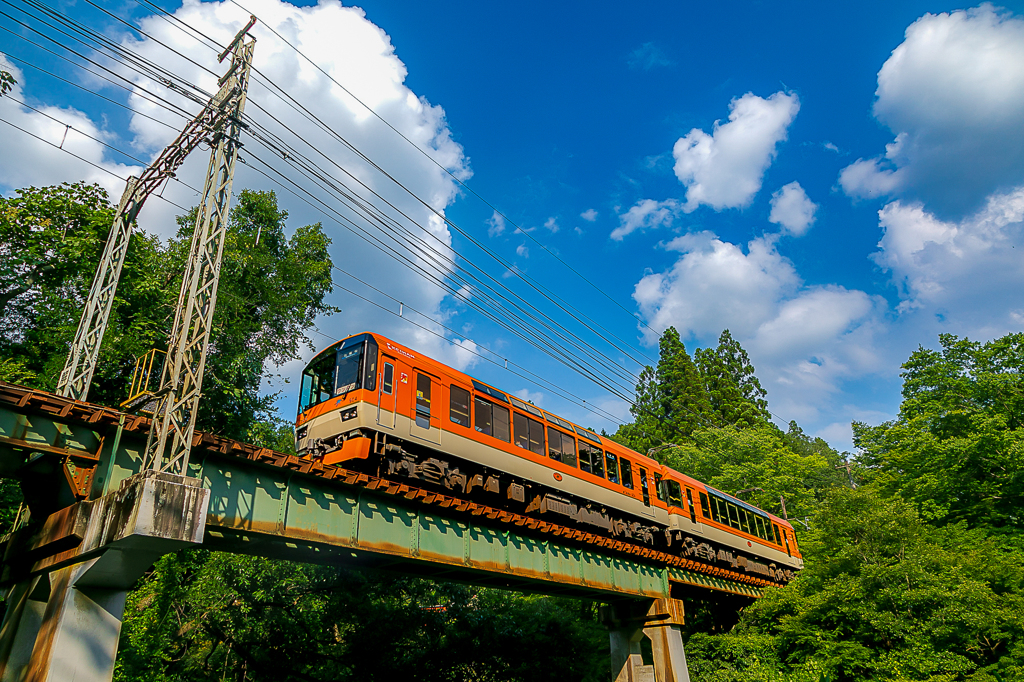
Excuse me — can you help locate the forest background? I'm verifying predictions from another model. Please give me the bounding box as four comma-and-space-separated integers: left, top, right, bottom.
1, 180, 1023, 681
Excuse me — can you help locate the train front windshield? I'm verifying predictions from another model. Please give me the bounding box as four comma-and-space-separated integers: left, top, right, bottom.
297, 335, 378, 415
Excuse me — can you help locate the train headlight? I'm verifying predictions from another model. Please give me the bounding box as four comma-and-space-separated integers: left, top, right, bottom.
341, 407, 358, 422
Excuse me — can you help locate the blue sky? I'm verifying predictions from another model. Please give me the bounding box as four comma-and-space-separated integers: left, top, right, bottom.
3, 0, 1024, 450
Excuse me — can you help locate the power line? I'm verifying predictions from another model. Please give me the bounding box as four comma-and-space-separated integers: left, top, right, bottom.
1, 2, 797, 435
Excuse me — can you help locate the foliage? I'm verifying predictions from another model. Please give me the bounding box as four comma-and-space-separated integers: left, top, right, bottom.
0, 70, 15, 97
696, 488, 1024, 682
168, 190, 338, 438
855, 333, 1024, 530
0, 184, 335, 441
658, 424, 844, 520
696, 329, 771, 428
116, 551, 608, 682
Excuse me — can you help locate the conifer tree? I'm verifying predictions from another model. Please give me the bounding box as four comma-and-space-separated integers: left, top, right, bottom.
695, 329, 770, 427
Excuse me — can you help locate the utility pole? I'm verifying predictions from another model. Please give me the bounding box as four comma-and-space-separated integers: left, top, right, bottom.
144, 23, 256, 475
55, 16, 258, 403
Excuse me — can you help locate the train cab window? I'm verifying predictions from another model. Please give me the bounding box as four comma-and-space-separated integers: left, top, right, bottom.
475, 396, 510, 442
335, 344, 364, 395
514, 412, 545, 455
299, 350, 336, 414
605, 451, 620, 484
699, 492, 711, 519
773, 523, 782, 546
783, 529, 792, 556
381, 363, 394, 395
450, 386, 470, 426
653, 474, 664, 501
620, 458, 634, 489
579, 441, 602, 475
415, 373, 432, 428
547, 427, 577, 467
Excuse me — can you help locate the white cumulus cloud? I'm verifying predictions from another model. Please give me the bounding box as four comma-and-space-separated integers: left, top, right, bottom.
580, 208, 598, 222
611, 198, 680, 240
839, 4, 1024, 216
633, 231, 885, 424
672, 91, 799, 212
769, 182, 817, 236
874, 187, 1024, 322
0, 1, 479, 388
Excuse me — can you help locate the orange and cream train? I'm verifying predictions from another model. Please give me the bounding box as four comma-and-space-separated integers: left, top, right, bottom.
295, 332, 803, 584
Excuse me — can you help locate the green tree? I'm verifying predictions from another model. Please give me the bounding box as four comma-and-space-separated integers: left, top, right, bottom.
613, 327, 713, 452
0, 70, 15, 97
855, 333, 1024, 529
658, 424, 841, 521
0, 184, 335, 442
691, 488, 1024, 682
168, 190, 337, 438
695, 329, 771, 428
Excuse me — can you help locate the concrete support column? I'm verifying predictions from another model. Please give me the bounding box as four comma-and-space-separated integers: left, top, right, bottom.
608, 623, 645, 682
23, 559, 126, 682
601, 597, 690, 682
0, 576, 48, 682
0, 470, 209, 682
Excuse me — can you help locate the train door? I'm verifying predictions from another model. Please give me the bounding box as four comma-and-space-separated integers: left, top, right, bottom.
376, 354, 397, 429
409, 369, 441, 444
637, 467, 656, 518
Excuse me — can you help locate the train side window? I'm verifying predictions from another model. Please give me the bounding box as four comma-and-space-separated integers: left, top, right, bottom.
475, 396, 510, 441
415, 373, 432, 429
741, 510, 752, 535
450, 385, 470, 426
605, 451, 619, 484
685, 488, 697, 523
493, 403, 510, 442
668, 482, 682, 508
515, 413, 545, 455
579, 441, 601, 474
783, 529, 792, 556
755, 516, 767, 540
561, 431, 576, 467
382, 363, 394, 395
620, 458, 634, 489
514, 412, 529, 449
699, 492, 711, 519
773, 523, 782, 545
654, 473, 664, 500
528, 417, 545, 455
546, 426, 576, 466
726, 502, 740, 529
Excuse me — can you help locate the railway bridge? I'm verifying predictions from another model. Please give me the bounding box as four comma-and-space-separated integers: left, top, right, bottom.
0, 381, 763, 682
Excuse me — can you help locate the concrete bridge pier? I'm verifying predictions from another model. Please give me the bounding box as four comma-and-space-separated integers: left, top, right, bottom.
601, 598, 690, 682
0, 470, 209, 682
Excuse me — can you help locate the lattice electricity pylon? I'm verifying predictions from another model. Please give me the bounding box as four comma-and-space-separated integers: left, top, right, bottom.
56, 18, 258, 403
143, 26, 256, 475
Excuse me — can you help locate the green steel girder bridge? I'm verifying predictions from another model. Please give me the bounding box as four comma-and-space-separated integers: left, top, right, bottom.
0, 380, 761, 682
